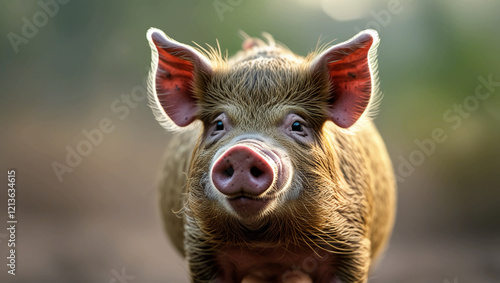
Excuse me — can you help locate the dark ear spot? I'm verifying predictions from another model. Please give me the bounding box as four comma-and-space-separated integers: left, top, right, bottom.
311, 30, 379, 128
147, 28, 212, 128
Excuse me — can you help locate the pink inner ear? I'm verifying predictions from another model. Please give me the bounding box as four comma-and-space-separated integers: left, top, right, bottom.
325, 36, 373, 128
154, 43, 198, 127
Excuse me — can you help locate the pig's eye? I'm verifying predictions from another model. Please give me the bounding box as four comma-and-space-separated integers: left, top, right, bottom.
291, 121, 303, 132
282, 114, 312, 143
215, 120, 224, 131
208, 114, 230, 141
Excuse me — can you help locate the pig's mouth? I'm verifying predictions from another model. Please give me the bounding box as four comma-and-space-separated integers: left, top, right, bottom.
226, 194, 273, 219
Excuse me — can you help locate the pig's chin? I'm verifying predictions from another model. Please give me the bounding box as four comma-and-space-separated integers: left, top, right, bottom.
227, 195, 272, 219
223, 194, 278, 229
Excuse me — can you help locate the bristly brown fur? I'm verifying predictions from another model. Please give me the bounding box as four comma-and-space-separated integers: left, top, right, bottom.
152, 31, 396, 283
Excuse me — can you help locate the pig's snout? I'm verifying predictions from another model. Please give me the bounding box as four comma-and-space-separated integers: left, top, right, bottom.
211, 145, 276, 198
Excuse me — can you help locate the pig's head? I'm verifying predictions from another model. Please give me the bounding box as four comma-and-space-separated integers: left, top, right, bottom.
147, 28, 379, 244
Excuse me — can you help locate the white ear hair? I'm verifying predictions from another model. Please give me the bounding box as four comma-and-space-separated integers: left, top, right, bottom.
146, 27, 212, 132
310, 29, 381, 132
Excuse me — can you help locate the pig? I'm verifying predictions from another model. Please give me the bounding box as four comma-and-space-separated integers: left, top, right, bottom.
146, 27, 396, 283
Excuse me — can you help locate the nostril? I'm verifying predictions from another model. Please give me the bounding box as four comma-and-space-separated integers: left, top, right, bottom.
212, 144, 277, 197
223, 166, 234, 177
250, 166, 264, 178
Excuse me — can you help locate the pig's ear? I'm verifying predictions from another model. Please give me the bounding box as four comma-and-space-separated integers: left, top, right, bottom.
310, 30, 379, 128
147, 28, 212, 130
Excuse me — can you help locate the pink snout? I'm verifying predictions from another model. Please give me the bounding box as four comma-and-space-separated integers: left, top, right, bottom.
211, 145, 275, 198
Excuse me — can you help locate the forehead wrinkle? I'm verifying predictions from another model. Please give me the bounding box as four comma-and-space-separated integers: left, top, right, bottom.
227, 104, 290, 130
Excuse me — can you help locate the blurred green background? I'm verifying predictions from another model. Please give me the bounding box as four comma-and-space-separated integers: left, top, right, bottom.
1, 0, 499, 282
